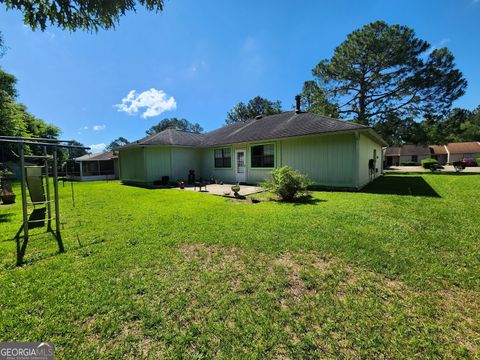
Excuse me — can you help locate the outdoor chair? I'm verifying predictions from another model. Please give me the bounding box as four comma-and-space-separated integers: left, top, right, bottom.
194, 181, 208, 191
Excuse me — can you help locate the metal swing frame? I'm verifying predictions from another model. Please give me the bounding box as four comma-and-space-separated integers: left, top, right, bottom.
0, 136, 89, 265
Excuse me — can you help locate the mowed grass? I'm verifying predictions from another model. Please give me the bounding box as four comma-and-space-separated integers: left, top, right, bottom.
0, 174, 479, 358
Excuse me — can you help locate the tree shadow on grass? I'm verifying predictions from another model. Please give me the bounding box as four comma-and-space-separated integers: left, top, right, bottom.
292, 195, 328, 206
362, 176, 441, 197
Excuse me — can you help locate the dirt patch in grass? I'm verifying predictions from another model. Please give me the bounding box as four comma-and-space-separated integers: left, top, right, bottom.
274, 253, 309, 299
171, 244, 480, 357
437, 288, 480, 354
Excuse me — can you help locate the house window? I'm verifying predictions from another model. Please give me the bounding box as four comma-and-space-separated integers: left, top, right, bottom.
411, 155, 418, 163
251, 144, 275, 168
214, 148, 231, 168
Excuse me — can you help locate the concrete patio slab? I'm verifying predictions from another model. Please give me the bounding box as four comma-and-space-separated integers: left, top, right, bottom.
175, 184, 264, 197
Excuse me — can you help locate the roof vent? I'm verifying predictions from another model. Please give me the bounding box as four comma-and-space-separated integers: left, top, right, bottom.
255, 115, 263, 120
295, 95, 301, 114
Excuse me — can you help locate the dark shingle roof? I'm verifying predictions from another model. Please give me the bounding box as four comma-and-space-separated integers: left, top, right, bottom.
385, 147, 401, 156
121, 112, 383, 149
128, 128, 206, 147
200, 111, 369, 146
385, 145, 431, 156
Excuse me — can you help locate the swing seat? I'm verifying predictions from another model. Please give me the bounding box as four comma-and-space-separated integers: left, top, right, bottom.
26, 166, 46, 205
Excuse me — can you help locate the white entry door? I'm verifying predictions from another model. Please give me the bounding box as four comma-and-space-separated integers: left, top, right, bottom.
235, 149, 246, 183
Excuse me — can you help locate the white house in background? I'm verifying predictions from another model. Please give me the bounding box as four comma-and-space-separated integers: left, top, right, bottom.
69, 151, 119, 181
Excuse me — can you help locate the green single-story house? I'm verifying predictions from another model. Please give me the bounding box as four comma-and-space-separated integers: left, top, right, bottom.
117, 110, 388, 190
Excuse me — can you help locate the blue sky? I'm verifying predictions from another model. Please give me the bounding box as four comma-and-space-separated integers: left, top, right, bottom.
1, 0, 479, 152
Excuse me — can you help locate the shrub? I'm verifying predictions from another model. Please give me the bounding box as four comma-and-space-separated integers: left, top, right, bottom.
453, 161, 466, 172
262, 166, 312, 202
399, 162, 417, 166
477, 158, 480, 167
421, 158, 438, 169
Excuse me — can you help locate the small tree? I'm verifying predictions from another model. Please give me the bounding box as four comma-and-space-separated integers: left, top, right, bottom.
262, 166, 312, 202
226, 96, 282, 125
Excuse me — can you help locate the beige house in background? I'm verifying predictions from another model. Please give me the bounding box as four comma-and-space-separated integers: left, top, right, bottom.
442, 142, 480, 163
385, 145, 431, 166
385, 142, 480, 166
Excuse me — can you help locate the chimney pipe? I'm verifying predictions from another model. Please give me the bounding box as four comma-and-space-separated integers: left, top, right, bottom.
295, 95, 301, 113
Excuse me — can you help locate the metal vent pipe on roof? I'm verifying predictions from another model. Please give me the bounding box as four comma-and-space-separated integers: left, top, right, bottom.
295, 95, 301, 113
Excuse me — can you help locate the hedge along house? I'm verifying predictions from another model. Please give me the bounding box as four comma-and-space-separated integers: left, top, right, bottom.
118, 106, 387, 190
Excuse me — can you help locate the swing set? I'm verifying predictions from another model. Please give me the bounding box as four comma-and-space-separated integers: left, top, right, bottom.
0, 136, 89, 266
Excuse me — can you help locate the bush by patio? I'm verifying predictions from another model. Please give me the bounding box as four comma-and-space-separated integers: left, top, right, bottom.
421, 158, 438, 169
262, 166, 312, 202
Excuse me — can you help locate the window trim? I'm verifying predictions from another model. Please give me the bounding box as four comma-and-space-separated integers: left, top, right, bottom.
249, 142, 276, 169
213, 147, 232, 169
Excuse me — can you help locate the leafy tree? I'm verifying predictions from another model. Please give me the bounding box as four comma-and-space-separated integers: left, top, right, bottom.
312, 21, 467, 126
106, 137, 129, 151
226, 96, 282, 124
298, 81, 338, 117
425, 107, 480, 144
146, 118, 203, 135
66, 140, 88, 159
0, 0, 165, 32
0, 69, 17, 99
460, 107, 480, 142
373, 113, 427, 146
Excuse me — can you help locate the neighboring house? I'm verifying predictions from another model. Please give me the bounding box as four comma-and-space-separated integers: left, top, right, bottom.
385, 141, 480, 166
69, 151, 119, 181
384, 145, 431, 166
442, 142, 480, 163
429, 145, 449, 164
117, 109, 387, 190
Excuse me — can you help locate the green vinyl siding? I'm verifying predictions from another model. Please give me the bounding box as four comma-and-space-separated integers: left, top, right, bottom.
280, 133, 356, 187
358, 133, 383, 188
119, 147, 146, 183
171, 147, 202, 181
201, 147, 235, 183
144, 147, 171, 183
119, 131, 385, 189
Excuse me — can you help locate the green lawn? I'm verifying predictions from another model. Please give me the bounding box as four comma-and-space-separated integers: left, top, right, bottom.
0, 174, 479, 358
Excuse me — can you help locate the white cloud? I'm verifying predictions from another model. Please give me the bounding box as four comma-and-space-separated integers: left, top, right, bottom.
115, 88, 176, 118
89, 143, 106, 154
93, 125, 106, 131
83, 126, 89, 130
427, 38, 451, 55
